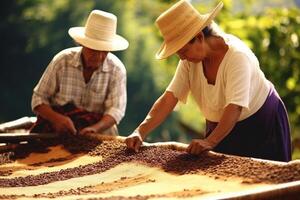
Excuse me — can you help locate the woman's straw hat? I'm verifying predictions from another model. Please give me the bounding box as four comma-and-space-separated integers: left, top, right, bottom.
155, 0, 223, 59
68, 10, 128, 51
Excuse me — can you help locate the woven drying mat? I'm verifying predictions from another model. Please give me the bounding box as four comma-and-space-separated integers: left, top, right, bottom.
0, 134, 299, 199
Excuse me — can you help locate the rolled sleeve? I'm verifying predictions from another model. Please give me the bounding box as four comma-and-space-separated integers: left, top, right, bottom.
166, 60, 190, 104
104, 67, 127, 124
31, 90, 50, 110
225, 53, 251, 109
31, 59, 59, 111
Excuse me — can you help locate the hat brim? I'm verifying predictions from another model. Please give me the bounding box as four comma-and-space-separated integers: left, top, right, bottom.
155, 2, 223, 60
68, 27, 129, 51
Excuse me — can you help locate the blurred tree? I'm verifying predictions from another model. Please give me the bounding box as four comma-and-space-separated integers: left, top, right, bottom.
113, 0, 182, 142
0, 0, 93, 121
220, 6, 300, 159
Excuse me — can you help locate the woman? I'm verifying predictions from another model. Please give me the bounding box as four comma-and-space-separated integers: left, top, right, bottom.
125, 0, 291, 162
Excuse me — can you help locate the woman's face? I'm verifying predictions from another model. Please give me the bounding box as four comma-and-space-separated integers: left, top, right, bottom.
176, 34, 206, 63
81, 46, 108, 70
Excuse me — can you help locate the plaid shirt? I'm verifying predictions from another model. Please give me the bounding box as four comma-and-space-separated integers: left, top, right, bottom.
32, 47, 127, 124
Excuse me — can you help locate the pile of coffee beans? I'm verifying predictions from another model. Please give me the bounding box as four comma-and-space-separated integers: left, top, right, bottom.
0, 136, 300, 199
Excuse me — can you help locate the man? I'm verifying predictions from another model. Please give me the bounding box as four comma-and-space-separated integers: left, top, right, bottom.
125, 0, 291, 162
31, 10, 128, 136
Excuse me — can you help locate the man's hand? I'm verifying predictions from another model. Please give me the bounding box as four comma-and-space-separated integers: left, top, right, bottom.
125, 130, 144, 152
79, 115, 116, 136
33, 104, 77, 135
186, 139, 214, 155
79, 125, 97, 135
52, 114, 77, 135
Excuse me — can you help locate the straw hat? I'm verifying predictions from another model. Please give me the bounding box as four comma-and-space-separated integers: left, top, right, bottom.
155, 0, 223, 59
68, 10, 128, 51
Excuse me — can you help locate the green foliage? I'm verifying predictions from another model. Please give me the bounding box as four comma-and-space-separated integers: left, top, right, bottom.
114, 0, 182, 142
0, 0, 93, 121
220, 6, 300, 155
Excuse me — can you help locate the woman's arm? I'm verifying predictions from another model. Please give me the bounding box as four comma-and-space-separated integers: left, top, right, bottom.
187, 103, 242, 154
125, 91, 178, 152
138, 91, 178, 138
206, 103, 242, 145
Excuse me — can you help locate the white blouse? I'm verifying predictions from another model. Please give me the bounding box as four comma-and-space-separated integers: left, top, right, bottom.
166, 34, 270, 122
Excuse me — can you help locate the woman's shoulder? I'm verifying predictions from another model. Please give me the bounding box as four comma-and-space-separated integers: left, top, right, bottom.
225, 34, 258, 63
226, 34, 246, 50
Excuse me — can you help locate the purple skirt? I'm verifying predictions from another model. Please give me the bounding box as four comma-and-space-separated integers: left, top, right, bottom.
206, 85, 291, 162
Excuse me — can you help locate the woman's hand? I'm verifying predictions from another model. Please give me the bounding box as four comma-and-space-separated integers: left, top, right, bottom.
125, 130, 144, 152
186, 139, 215, 155
125, 91, 178, 153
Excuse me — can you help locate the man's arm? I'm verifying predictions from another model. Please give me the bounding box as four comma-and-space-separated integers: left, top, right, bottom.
81, 61, 127, 134
31, 56, 77, 134
34, 104, 77, 134
79, 114, 116, 134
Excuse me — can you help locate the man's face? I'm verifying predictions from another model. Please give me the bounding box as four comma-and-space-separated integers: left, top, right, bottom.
81, 46, 108, 69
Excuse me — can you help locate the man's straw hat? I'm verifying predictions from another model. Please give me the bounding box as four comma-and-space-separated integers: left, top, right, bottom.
155, 0, 223, 59
68, 10, 128, 51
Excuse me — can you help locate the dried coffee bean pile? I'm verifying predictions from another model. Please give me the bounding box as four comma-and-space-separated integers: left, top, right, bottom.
0, 194, 148, 200
0, 137, 300, 199
83, 196, 152, 200
0, 139, 128, 187
0, 135, 100, 161
0, 184, 205, 200
33, 187, 204, 199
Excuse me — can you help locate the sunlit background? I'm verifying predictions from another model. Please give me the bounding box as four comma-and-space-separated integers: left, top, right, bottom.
0, 0, 299, 159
